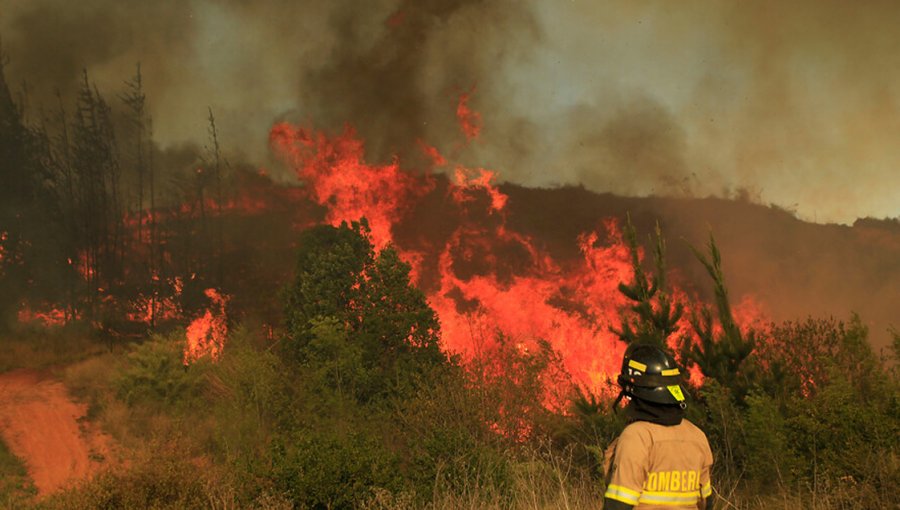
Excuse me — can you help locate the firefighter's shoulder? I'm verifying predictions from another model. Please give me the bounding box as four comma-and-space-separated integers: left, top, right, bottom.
680, 419, 711, 441
617, 420, 655, 448
680, 419, 714, 461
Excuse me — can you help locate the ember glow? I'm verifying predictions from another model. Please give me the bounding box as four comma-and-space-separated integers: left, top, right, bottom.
0, 231, 7, 276
183, 288, 229, 365
126, 294, 181, 325
17, 305, 71, 328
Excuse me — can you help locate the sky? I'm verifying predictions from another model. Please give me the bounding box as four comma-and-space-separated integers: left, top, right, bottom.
2, 0, 899, 224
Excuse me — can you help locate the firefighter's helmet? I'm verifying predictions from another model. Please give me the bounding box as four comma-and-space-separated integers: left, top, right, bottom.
617, 343, 686, 406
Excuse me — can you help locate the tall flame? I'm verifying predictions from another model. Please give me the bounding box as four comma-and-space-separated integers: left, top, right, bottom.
270, 120, 680, 397
183, 288, 229, 365
270, 123, 433, 249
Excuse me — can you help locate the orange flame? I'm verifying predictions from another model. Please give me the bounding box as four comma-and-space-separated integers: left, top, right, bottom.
418, 140, 447, 167
270, 123, 433, 249
17, 305, 71, 328
457, 90, 482, 141
271, 123, 647, 397
269, 98, 765, 402
183, 289, 229, 365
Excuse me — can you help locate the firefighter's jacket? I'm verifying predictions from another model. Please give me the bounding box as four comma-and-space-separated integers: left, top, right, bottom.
603, 419, 713, 509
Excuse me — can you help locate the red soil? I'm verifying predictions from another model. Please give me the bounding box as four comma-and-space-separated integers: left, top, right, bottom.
0, 370, 112, 496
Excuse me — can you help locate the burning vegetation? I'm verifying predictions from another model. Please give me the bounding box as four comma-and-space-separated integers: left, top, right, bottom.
183, 288, 228, 365
0, 24, 898, 510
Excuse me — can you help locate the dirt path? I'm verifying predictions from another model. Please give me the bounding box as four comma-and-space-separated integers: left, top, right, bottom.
0, 369, 113, 496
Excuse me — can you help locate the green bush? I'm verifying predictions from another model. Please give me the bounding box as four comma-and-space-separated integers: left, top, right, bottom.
115, 333, 207, 410
786, 366, 898, 484
0, 437, 36, 508
204, 326, 293, 490
391, 367, 515, 498
283, 222, 446, 403
556, 388, 627, 479
270, 429, 404, 510
37, 457, 208, 510
690, 379, 744, 483
742, 391, 799, 487
755, 316, 879, 402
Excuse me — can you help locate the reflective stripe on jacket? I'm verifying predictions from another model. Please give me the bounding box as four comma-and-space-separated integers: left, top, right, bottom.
604, 419, 713, 509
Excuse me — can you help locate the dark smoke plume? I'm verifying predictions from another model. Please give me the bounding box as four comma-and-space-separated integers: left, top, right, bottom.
3, 0, 899, 223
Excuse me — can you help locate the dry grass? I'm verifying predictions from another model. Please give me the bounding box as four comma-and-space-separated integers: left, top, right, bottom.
29, 337, 899, 510
361, 448, 898, 510
0, 328, 105, 374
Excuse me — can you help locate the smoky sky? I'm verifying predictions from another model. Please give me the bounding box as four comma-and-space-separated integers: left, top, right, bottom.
2, 0, 899, 224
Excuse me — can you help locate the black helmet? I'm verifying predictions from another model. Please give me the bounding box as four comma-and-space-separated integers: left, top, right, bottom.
616, 343, 686, 406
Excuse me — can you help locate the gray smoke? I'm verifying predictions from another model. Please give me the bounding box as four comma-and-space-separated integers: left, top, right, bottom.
2, 0, 899, 222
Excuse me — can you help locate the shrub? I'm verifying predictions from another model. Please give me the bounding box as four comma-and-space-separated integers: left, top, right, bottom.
756, 315, 879, 402
741, 391, 799, 487
37, 457, 208, 510
786, 366, 898, 485
204, 326, 292, 486
270, 429, 404, 510
114, 333, 207, 410
392, 367, 514, 498
0, 437, 36, 508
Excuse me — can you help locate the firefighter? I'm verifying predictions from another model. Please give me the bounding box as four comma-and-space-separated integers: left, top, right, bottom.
603, 344, 714, 510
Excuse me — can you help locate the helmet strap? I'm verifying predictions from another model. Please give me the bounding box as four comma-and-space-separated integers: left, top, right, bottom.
611, 390, 626, 414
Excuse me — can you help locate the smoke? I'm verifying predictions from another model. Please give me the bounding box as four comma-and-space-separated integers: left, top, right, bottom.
2, 0, 899, 223
474, 0, 900, 224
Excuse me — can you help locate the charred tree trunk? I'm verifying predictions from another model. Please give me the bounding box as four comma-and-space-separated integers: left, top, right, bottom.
71, 69, 124, 320
207, 107, 224, 286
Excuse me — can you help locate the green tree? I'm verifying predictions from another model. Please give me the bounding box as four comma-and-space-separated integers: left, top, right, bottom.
284, 221, 372, 355
565, 216, 682, 476
682, 234, 756, 401
611, 215, 684, 348
284, 220, 445, 401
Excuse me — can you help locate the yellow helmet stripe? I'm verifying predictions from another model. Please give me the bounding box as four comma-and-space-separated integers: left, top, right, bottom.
628, 360, 647, 371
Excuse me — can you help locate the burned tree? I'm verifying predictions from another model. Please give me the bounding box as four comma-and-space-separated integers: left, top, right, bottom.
206, 107, 225, 285
0, 49, 67, 327
67, 70, 126, 317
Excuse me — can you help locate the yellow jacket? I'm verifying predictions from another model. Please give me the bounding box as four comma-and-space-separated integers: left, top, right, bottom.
604, 419, 713, 509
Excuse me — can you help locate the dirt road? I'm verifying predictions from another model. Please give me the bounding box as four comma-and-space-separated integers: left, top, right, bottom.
0, 369, 112, 495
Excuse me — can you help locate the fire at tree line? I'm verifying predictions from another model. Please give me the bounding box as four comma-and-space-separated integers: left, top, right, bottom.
0, 60, 898, 509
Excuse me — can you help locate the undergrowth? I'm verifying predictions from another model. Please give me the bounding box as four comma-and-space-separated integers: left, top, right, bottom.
0, 438, 36, 509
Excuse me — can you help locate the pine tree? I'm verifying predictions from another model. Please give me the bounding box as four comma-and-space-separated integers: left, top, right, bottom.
610, 214, 684, 348
682, 234, 756, 401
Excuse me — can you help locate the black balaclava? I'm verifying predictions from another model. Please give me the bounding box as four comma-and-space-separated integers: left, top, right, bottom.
626, 397, 684, 426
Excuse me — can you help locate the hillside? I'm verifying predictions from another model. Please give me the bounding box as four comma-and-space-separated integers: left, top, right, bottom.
503, 184, 900, 349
